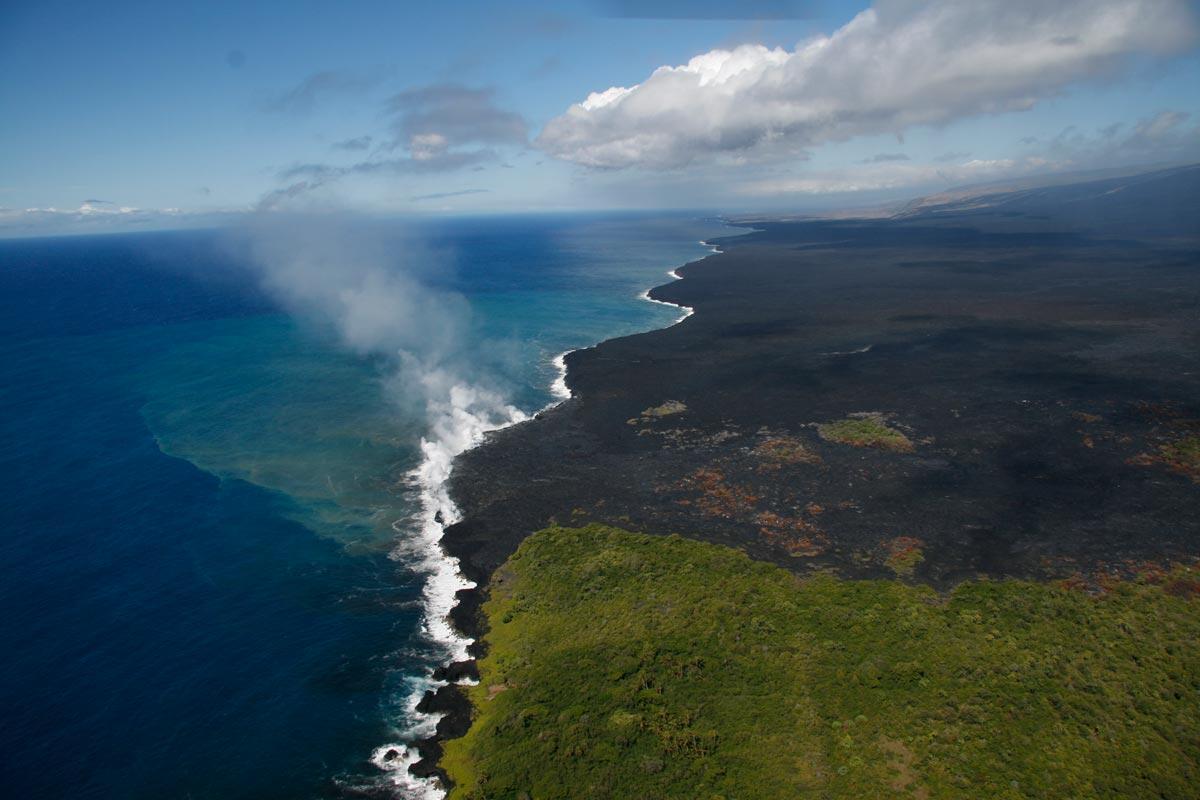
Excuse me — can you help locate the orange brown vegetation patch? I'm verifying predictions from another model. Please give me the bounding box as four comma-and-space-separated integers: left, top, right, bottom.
674, 467, 760, 519
1160, 436, 1200, 482
753, 436, 822, 470
1164, 579, 1200, 599
1046, 557, 1200, 595
755, 511, 829, 557
1134, 400, 1191, 424
1128, 435, 1200, 483
1058, 574, 1098, 594
883, 536, 925, 577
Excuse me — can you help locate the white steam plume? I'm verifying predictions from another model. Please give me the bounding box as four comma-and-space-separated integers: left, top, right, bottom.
238, 213, 525, 799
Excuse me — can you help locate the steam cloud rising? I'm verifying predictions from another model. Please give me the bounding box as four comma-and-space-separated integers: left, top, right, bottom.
241, 214, 522, 438
237, 213, 525, 797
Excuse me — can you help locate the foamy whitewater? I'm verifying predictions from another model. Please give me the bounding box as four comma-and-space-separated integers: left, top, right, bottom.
636, 241, 722, 323
555, 247, 708, 403
371, 378, 526, 797
373, 231, 718, 799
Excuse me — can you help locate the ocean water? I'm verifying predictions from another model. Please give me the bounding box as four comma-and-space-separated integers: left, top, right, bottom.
0, 214, 731, 799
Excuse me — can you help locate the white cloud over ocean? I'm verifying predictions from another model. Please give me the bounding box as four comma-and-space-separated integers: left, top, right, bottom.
537, 0, 1198, 170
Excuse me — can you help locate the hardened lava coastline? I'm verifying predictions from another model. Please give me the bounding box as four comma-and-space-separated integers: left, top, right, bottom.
409, 165, 1200, 788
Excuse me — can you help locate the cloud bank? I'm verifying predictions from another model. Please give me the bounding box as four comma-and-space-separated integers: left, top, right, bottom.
386, 84, 527, 158
266, 83, 527, 205
736, 109, 1200, 197
538, 0, 1197, 169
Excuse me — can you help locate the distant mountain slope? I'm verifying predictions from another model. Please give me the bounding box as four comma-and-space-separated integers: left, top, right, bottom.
894, 163, 1200, 238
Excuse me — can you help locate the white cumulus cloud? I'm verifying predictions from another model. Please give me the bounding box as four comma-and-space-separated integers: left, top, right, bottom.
537, 0, 1197, 169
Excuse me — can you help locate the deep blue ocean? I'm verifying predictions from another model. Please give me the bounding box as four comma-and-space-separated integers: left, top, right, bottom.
0, 214, 730, 799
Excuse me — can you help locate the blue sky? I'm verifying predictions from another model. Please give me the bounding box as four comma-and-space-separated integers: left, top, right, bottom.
1, 0, 1198, 234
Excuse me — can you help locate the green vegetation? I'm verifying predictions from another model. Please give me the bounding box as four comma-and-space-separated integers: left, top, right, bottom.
645, 400, 687, 417
628, 400, 686, 424
628, 400, 688, 426
818, 413, 914, 452
1160, 435, 1200, 482
442, 525, 1200, 800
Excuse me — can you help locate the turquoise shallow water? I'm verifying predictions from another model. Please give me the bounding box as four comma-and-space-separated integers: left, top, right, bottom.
140, 315, 421, 551
0, 213, 734, 798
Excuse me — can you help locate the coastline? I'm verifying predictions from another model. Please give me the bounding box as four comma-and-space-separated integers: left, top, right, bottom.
552, 240, 723, 402
393, 231, 733, 796
370, 394, 526, 799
